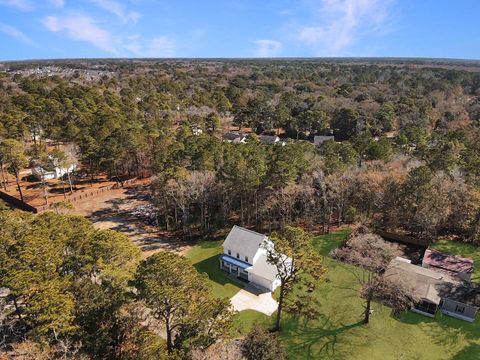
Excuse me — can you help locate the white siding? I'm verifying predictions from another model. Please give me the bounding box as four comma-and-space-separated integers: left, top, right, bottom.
250, 273, 274, 291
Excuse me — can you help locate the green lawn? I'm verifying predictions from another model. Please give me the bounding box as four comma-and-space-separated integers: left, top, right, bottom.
187, 230, 480, 360
431, 239, 480, 282
185, 239, 244, 299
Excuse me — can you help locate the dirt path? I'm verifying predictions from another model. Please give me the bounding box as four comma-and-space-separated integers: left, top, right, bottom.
70, 183, 190, 257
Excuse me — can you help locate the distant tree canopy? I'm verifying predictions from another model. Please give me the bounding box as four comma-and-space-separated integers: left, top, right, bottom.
2, 59, 480, 238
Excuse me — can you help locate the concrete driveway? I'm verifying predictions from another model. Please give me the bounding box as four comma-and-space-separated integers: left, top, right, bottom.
230, 286, 278, 316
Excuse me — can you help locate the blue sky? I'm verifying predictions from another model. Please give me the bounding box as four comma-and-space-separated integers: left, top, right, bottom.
0, 0, 480, 60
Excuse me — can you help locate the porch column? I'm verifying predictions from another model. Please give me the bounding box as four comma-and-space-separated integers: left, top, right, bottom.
229, 263, 232, 273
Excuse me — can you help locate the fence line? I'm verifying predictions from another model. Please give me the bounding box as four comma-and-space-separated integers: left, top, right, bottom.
2, 177, 141, 213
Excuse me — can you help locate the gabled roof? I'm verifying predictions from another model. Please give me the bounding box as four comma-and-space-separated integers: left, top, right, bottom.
222, 225, 268, 256
385, 258, 459, 305
258, 135, 280, 144
423, 249, 474, 275
384, 258, 480, 307
223, 132, 246, 141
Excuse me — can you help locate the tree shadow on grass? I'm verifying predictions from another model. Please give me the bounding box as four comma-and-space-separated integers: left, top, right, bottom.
451, 344, 480, 360
282, 315, 364, 360
193, 254, 244, 288
396, 310, 480, 355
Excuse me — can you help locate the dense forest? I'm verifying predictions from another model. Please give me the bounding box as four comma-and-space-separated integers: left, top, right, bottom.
1, 59, 480, 358
2, 59, 480, 240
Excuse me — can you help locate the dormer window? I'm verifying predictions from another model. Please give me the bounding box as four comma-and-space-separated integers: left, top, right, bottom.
236, 253, 240, 259
228, 249, 231, 256
245, 256, 249, 262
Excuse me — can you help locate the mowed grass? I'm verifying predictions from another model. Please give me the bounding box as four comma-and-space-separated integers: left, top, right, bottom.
185, 239, 244, 299
186, 230, 480, 360
431, 239, 480, 282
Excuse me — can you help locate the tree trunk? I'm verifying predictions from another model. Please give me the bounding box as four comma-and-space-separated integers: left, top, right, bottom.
41, 172, 49, 206
61, 177, 67, 199
240, 194, 244, 226
0, 165, 6, 191
182, 207, 188, 235
364, 296, 371, 324
13, 297, 22, 320
67, 171, 73, 193
165, 317, 173, 353
13, 169, 23, 202
275, 282, 285, 331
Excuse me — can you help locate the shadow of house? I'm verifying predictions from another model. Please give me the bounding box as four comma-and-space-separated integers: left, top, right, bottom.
194, 254, 245, 288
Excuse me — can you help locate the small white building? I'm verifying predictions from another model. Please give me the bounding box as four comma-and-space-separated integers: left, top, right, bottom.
219, 226, 291, 291
31, 163, 76, 181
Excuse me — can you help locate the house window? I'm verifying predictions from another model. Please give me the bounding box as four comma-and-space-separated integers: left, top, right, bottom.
227, 249, 231, 256
236, 253, 240, 259
455, 305, 465, 314
245, 256, 249, 262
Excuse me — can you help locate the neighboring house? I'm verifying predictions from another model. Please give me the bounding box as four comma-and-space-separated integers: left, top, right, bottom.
258, 135, 285, 146
313, 135, 335, 146
223, 132, 247, 144
385, 257, 480, 322
219, 225, 291, 291
32, 163, 76, 181
422, 249, 474, 282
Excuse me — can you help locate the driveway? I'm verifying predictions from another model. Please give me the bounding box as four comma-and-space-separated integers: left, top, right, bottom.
230, 285, 278, 316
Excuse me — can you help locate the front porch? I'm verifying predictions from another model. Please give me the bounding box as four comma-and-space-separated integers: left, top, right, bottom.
220, 254, 251, 282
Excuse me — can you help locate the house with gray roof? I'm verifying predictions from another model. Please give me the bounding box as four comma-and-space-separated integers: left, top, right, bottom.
313, 135, 335, 146
385, 257, 479, 322
258, 135, 285, 146
223, 132, 247, 143
219, 225, 291, 291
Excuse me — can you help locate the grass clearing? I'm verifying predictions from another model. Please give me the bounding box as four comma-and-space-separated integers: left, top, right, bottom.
431, 239, 480, 282
187, 230, 480, 360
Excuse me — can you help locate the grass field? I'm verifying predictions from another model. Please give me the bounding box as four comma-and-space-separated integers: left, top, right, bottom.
431, 239, 480, 282
186, 230, 480, 360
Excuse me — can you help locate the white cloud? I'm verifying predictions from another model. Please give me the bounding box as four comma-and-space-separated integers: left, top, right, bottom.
254, 39, 282, 57
145, 36, 175, 57
0, 22, 33, 44
42, 13, 174, 57
91, 0, 141, 23
298, 0, 392, 55
0, 0, 33, 11
42, 14, 118, 54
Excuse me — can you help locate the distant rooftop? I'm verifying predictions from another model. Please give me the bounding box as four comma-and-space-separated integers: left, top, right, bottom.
385, 258, 480, 307
423, 249, 474, 275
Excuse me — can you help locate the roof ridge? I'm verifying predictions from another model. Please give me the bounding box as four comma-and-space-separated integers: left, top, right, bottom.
232, 225, 268, 238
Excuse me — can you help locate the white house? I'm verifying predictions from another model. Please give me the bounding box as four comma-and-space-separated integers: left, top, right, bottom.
219, 225, 291, 291
31, 163, 76, 181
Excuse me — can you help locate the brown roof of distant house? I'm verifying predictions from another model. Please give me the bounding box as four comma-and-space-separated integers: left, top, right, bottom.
423, 249, 474, 275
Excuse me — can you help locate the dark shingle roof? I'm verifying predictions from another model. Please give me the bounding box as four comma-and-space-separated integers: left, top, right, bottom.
423, 249, 474, 275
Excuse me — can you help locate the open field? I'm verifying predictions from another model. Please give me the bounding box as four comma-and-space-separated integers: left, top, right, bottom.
186, 230, 480, 360
432, 240, 480, 283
